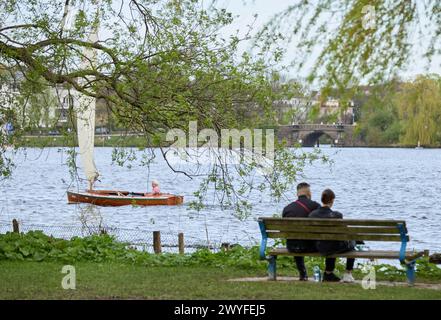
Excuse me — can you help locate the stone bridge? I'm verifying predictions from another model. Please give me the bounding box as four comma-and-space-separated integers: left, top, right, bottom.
277, 124, 355, 147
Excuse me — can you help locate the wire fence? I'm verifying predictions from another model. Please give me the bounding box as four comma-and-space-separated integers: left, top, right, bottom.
0, 220, 232, 254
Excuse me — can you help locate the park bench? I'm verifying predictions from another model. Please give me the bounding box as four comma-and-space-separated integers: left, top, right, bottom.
258, 217, 427, 285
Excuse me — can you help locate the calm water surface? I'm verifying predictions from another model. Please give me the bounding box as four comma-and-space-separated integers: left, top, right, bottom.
0, 147, 440, 252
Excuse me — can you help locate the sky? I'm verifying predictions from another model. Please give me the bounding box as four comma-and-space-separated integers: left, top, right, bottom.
214, 0, 441, 81
15, 0, 441, 82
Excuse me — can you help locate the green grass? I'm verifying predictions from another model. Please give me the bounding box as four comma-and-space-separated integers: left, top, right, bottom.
1, 261, 441, 300
1, 232, 440, 299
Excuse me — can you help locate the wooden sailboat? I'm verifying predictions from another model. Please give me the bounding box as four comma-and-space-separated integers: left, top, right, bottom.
65, 2, 183, 207
67, 190, 183, 206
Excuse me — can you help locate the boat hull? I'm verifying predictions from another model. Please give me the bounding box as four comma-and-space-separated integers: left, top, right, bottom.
67, 190, 184, 206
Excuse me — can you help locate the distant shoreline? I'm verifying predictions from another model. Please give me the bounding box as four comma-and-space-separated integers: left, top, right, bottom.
16, 134, 161, 148
14, 135, 441, 149
337, 145, 441, 149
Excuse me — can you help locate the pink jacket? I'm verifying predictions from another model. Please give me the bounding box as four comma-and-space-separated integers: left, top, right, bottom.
152, 186, 160, 194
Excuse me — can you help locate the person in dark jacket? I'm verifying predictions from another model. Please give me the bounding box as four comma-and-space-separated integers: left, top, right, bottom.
282, 182, 322, 280
309, 189, 356, 282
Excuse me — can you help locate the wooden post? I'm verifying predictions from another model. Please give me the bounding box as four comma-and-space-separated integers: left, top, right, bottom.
12, 219, 19, 233
178, 233, 184, 255
153, 231, 162, 254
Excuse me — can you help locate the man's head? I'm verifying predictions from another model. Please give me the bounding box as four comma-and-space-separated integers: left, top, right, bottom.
296, 182, 311, 199
321, 189, 335, 207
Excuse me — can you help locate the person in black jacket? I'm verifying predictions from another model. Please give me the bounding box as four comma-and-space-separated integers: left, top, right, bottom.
282, 182, 323, 281
309, 189, 356, 282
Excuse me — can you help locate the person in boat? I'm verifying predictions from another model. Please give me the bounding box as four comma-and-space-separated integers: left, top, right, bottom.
309, 188, 356, 283
282, 182, 323, 281
151, 180, 161, 195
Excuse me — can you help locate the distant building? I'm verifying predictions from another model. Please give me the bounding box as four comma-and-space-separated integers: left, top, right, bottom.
0, 78, 21, 137
274, 93, 355, 125
273, 97, 319, 124
51, 85, 110, 130
0, 71, 110, 131
0, 80, 20, 111
317, 95, 355, 124
53, 86, 72, 126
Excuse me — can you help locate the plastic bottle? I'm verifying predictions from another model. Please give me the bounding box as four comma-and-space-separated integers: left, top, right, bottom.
313, 266, 321, 282
356, 244, 370, 252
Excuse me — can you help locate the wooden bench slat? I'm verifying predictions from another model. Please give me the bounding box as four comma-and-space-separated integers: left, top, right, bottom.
266, 231, 407, 242
260, 217, 406, 227
264, 224, 403, 234
258, 217, 422, 284
268, 248, 424, 260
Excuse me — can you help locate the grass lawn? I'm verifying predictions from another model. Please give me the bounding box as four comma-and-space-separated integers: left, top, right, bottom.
1, 261, 441, 299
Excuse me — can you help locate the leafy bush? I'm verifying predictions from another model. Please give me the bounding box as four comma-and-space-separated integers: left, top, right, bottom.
0, 231, 268, 268
0, 231, 317, 271
0, 231, 132, 262
1, 231, 440, 281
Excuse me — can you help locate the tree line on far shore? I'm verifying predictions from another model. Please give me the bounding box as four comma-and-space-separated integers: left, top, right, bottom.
353, 74, 441, 147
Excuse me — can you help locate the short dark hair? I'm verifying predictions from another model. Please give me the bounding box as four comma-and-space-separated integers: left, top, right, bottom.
296, 182, 310, 191
321, 189, 335, 204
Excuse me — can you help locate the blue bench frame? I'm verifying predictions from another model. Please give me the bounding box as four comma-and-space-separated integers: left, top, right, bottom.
259, 220, 421, 285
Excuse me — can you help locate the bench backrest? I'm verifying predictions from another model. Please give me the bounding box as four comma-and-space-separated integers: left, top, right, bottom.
258, 217, 408, 242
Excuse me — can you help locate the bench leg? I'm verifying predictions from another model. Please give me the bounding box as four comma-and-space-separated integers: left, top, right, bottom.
267, 255, 277, 281
405, 261, 416, 286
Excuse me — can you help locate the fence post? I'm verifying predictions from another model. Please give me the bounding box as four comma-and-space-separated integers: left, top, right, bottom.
153, 231, 162, 254
12, 219, 19, 233
178, 233, 184, 255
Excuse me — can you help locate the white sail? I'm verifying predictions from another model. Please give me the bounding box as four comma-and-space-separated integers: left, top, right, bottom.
75, 2, 101, 188
76, 87, 99, 185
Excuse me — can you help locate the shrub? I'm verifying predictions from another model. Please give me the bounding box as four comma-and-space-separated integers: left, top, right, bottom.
1, 231, 440, 281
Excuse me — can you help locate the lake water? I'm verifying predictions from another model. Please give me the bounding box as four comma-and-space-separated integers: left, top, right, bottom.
0, 147, 440, 253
